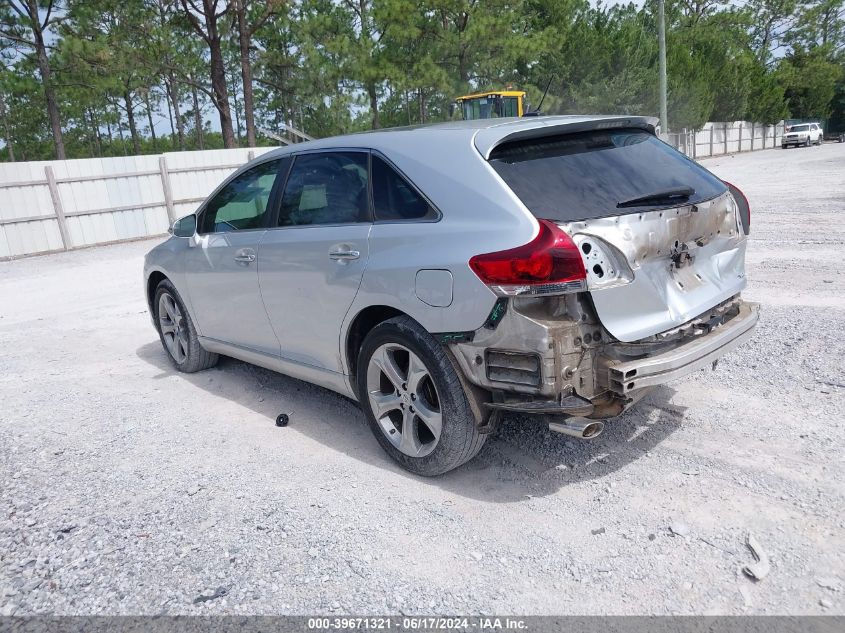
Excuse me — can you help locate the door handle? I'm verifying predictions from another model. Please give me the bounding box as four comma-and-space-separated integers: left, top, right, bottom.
329, 249, 360, 261
234, 252, 256, 263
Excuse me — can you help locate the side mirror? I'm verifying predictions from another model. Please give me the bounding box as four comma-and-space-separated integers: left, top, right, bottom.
170, 214, 197, 238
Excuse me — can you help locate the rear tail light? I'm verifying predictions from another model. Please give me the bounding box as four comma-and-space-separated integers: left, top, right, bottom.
469, 219, 587, 296
724, 181, 750, 235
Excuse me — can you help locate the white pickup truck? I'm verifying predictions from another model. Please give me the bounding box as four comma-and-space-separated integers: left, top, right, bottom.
782, 123, 823, 148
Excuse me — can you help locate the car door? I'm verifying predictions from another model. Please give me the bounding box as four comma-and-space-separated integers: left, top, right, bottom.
258, 150, 371, 373
183, 157, 288, 357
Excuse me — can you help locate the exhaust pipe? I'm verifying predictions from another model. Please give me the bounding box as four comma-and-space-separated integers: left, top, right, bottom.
548, 419, 605, 439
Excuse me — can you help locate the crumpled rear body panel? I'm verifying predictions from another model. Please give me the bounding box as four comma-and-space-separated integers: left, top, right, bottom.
558, 191, 747, 342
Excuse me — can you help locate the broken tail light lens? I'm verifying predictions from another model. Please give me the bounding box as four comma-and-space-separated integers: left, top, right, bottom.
469, 219, 587, 296
724, 181, 750, 235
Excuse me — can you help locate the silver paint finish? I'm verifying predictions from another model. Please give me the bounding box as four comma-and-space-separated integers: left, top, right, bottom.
414, 270, 454, 308
473, 115, 659, 158
183, 230, 280, 357
559, 191, 747, 342
258, 224, 371, 372
198, 336, 353, 397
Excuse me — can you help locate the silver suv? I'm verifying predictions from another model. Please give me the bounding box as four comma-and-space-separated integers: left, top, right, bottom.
144, 116, 758, 475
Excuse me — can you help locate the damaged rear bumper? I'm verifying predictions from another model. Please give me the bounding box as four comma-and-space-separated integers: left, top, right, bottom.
449, 294, 759, 423
603, 301, 759, 395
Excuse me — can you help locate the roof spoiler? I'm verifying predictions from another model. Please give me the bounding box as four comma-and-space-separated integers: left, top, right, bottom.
474, 116, 660, 159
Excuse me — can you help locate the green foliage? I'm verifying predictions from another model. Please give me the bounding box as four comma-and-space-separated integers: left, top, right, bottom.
2, 0, 845, 160
779, 45, 844, 118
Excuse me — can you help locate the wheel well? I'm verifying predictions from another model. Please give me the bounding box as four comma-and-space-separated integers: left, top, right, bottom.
146, 271, 168, 311
346, 305, 404, 393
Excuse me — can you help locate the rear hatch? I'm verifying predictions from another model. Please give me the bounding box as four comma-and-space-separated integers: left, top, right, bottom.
487, 126, 748, 343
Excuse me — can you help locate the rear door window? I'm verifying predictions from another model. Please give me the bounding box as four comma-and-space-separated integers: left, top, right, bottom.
278, 152, 369, 227
488, 129, 726, 221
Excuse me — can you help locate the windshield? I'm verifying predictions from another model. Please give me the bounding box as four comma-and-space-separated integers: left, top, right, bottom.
489, 129, 727, 221
461, 96, 519, 119
790, 125, 810, 132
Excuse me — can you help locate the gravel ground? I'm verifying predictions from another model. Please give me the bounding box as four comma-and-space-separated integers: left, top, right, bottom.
1, 143, 843, 616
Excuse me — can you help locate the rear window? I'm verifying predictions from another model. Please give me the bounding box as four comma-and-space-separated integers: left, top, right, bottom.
489, 129, 726, 221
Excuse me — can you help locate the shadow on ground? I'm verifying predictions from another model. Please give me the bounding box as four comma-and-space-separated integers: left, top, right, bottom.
137, 340, 685, 503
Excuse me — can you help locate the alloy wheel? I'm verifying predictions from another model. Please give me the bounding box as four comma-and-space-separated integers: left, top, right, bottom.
366, 343, 443, 458
158, 292, 188, 364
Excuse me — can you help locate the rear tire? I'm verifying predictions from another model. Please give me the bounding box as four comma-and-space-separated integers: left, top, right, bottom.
154, 279, 218, 373
357, 315, 485, 476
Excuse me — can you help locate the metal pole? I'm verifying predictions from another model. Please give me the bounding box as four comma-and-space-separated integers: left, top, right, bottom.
658, 0, 668, 134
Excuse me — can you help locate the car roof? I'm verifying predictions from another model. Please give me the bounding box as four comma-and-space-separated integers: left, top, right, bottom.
262, 114, 660, 161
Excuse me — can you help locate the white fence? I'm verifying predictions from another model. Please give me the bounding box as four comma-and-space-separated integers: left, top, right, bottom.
0, 146, 276, 260
667, 120, 786, 159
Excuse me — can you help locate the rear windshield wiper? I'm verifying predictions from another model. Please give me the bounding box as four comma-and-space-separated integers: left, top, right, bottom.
617, 186, 695, 208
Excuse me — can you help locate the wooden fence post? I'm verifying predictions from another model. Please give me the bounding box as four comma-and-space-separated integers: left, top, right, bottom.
738, 123, 743, 152
751, 123, 755, 151
159, 156, 176, 224
724, 123, 728, 155
44, 166, 71, 250
709, 126, 714, 156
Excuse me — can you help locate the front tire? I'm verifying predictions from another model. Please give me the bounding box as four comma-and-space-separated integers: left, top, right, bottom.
154, 279, 218, 373
357, 316, 485, 476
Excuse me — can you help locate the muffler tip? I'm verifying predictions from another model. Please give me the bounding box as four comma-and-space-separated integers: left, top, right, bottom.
582, 422, 604, 439
548, 419, 605, 439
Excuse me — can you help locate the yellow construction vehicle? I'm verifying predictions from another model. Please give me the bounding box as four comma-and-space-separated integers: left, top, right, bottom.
455, 90, 528, 120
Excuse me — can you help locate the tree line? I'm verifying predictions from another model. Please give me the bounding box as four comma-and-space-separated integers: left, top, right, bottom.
1, 0, 843, 162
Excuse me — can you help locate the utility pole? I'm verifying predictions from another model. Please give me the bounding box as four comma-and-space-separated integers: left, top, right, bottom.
658, 0, 668, 135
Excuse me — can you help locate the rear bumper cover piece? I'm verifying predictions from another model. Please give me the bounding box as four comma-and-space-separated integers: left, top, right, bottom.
605, 301, 759, 395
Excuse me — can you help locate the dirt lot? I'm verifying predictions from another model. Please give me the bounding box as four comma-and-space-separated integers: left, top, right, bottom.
1, 143, 843, 616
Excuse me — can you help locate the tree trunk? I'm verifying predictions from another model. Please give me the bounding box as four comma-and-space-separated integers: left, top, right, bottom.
167, 73, 185, 150
143, 92, 158, 152
123, 91, 141, 154
418, 88, 428, 123
179, 0, 235, 147
165, 88, 176, 148
114, 104, 128, 155
89, 108, 102, 156
33, 28, 65, 159
235, 0, 257, 147
209, 37, 236, 148
0, 91, 14, 162
191, 84, 204, 150
367, 82, 380, 129
232, 72, 242, 142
